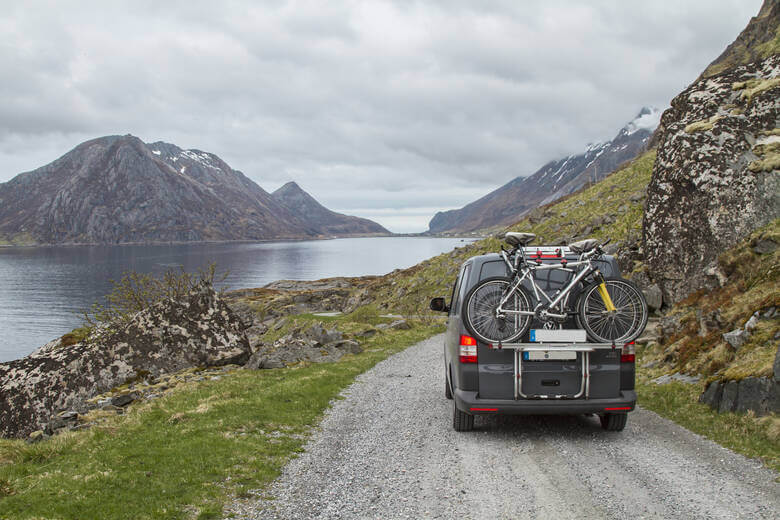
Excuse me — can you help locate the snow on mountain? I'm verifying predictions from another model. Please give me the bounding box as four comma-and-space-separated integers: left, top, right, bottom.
428, 108, 657, 233
623, 106, 661, 135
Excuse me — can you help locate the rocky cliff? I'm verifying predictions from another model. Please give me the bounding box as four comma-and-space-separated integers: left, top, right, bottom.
428, 108, 659, 234
702, 0, 780, 79
0, 136, 387, 244
643, 55, 780, 304
272, 181, 389, 236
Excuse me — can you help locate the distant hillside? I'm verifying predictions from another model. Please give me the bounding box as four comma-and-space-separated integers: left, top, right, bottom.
272, 181, 389, 236
0, 135, 387, 245
702, 0, 780, 78
428, 107, 659, 234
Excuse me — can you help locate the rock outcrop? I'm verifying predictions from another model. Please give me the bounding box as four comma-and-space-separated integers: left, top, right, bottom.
244, 322, 362, 370
701, 0, 780, 79
0, 284, 250, 438
643, 54, 780, 304
699, 368, 780, 416
428, 108, 658, 233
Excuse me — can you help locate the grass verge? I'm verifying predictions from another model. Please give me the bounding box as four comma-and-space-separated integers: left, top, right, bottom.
0, 321, 443, 519
636, 381, 780, 474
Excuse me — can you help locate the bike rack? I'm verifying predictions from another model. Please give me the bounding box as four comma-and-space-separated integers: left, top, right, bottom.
490, 342, 617, 400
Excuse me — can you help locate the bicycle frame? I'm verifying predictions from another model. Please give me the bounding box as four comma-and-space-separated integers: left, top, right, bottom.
496, 250, 601, 319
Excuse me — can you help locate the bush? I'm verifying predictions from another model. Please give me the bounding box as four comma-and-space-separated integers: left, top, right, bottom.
83, 263, 226, 327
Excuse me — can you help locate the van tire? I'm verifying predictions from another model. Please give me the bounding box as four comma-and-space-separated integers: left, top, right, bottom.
453, 404, 474, 431
600, 413, 627, 431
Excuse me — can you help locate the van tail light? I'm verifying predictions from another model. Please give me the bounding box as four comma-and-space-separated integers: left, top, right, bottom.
621, 341, 635, 363
459, 335, 478, 363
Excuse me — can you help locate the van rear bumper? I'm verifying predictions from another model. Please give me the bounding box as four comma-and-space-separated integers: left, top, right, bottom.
454, 389, 637, 415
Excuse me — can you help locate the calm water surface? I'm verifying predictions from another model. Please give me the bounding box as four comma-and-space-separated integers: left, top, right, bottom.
0, 237, 474, 361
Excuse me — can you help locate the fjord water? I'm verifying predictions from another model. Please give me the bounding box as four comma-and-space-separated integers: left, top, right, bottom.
0, 237, 473, 362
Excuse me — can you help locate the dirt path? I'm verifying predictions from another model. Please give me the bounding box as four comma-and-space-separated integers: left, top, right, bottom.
228, 334, 780, 519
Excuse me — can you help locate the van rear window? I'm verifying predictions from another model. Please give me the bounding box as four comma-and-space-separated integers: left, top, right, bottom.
479, 260, 507, 280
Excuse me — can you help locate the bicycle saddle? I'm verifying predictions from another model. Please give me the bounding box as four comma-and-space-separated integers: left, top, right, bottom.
505, 232, 536, 246
569, 239, 598, 254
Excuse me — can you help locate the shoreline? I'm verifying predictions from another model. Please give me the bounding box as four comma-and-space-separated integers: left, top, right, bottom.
0, 232, 484, 249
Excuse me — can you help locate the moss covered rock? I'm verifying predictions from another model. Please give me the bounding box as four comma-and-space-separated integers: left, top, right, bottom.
0, 283, 249, 438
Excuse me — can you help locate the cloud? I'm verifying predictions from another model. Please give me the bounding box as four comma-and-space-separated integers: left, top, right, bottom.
0, 0, 764, 232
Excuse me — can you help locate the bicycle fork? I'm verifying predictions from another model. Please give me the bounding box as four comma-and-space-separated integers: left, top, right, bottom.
594, 272, 617, 312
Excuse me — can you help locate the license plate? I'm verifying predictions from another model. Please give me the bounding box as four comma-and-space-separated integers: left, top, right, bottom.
523, 350, 577, 361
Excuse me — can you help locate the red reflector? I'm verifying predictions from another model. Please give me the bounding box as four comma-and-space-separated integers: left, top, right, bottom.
459, 355, 478, 363
604, 407, 632, 411
460, 335, 477, 346
621, 341, 635, 363
470, 407, 498, 412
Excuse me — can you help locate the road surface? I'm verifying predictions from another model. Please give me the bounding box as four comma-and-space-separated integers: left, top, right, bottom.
228, 334, 779, 519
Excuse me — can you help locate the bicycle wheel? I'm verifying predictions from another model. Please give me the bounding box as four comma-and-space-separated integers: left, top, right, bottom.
576, 277, 647, 343
463, 277, 533, 344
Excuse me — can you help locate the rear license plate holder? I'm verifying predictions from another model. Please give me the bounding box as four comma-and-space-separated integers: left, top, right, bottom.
529, 329, 587, 343
523, 350, 577, 361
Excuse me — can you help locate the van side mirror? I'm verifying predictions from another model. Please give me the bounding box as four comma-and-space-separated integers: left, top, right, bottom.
430, 297, 450, 313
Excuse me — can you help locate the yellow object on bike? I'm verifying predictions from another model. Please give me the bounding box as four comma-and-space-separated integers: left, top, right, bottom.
598, 282, 617, 312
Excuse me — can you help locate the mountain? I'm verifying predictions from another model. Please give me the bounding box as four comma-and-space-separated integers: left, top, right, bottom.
701, 0, 780, 78
271, 181, 388, 236
0, 135, 386, 245
428, 107, 659, 234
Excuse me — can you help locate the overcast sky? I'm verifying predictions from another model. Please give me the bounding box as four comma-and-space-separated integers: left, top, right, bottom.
0, 0, 763, 232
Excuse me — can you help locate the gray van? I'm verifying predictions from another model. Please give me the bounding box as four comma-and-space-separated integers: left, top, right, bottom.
431, 247, 636, 432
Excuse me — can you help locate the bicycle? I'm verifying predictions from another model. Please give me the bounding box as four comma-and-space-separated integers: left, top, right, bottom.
462, 232, 647, 344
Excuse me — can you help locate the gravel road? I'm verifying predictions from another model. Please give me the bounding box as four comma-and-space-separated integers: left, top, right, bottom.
228, 333, 779, 519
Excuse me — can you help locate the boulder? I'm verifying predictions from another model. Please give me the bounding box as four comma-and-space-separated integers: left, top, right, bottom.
770, 379, 780, 412
735, 377, 771, 414
642, 284, 663, 312
699, 381, 723, 407
0, 283, 250, 438
752, 237, 777, 254
652, 372, 701, 385
643, 54, 780, 304
390, 319, 412, 330
744, 312, 760, 332
332, 340, 363, 355
111, 394, 137, 408
303, 323, 343, 344
700, 376, 780, 416
244, 324, 361, 370
722, 329, 748, 350
719, 380, 739, 413
698, 310, 722, 336
774, 343, 780, 383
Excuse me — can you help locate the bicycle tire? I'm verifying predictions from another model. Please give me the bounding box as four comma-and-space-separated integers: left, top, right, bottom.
576, 277, 647, 343
462, 276, 533, 344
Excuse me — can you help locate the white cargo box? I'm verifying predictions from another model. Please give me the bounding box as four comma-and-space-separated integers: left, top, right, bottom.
529, 329, 587, 343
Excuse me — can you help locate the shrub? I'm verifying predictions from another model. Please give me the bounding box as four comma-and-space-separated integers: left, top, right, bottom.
83, 263, 226, 327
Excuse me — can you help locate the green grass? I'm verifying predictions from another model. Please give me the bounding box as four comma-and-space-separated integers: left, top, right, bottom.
504, 149, 656, 245
637, 382, 780, 473
0, 322, 443, 519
